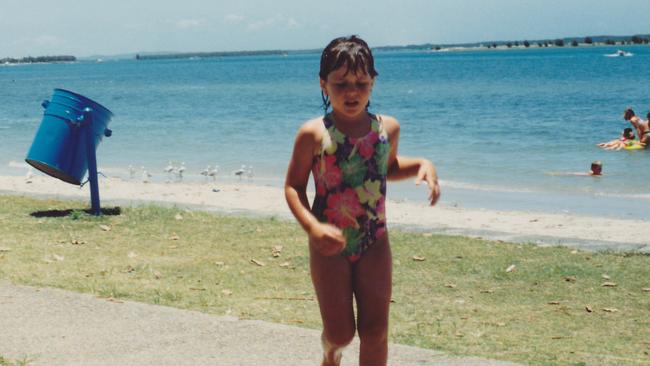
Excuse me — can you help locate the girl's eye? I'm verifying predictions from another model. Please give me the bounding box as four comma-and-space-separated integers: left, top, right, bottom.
334, 82, 369, 90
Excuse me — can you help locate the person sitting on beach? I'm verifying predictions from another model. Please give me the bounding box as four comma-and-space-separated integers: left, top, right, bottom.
597, 128, 636, 150
623, 108, 648, 148
284, 35, 440, 366
547, 161, 603, 176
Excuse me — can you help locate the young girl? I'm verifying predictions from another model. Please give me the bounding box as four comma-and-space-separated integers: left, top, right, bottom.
284, 35, 440, 366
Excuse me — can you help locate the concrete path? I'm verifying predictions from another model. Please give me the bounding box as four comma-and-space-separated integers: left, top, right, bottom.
0, 283, 520, 366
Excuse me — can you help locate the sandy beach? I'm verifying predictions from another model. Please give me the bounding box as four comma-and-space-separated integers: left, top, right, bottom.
1, 174, 648, 252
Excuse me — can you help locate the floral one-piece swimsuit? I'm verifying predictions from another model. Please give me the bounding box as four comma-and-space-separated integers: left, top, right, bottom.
311, 112, 390, 262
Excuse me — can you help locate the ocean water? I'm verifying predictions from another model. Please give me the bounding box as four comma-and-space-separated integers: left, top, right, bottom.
1, 46, 649, 218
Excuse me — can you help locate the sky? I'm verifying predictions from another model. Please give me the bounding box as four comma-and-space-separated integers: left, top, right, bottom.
2, 0, 650, 58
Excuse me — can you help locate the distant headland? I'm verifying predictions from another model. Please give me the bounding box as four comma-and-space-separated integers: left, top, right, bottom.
134, 49, 298, 60
383, 34, 650, 52
135, 34, 650, 61
1, 55, 76, 65
3, 34, 649, 63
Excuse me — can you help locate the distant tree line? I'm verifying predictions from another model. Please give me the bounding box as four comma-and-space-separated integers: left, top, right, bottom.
440, 34, 650, 51
1, 55, 76, 64
136, 50, 289, 60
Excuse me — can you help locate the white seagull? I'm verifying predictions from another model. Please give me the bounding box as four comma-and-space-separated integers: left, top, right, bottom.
141, 167, 152, 183
25, 167, 34, 184
208, 165, 219, 182
128, 165, 136, 180
200, 165, 211, 182
176, 162, 186, 182
163, 161, 175, 182
234, 165, 246, 181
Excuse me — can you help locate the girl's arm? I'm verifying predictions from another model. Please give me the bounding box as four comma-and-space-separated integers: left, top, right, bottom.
384, 116, 441, 206
284, 120, 346, 256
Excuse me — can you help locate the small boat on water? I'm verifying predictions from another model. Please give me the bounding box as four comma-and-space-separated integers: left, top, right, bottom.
605, 49, 634, 57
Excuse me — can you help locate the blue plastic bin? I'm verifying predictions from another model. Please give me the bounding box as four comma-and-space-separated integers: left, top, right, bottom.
25, 89, 113, 185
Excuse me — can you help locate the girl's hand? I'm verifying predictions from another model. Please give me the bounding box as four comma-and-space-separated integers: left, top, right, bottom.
415, 159, 441, 206
309, 222, 346, 256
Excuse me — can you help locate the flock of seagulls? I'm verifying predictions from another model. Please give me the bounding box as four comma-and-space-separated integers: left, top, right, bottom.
19, 161, 253, 186
128, 162, 253, 184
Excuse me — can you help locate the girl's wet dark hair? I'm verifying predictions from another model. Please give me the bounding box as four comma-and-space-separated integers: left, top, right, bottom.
319, 35, 378, 80
319, 35, 378, 113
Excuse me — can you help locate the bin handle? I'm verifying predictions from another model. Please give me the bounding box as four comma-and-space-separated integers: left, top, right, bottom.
42, 100, 84, 128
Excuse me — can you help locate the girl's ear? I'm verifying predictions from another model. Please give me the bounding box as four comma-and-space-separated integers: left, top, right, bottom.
319, 78, 327, 94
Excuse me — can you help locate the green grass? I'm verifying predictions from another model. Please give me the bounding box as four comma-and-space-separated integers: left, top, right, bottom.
0, 356, 30, 366
1, 195, 649, 366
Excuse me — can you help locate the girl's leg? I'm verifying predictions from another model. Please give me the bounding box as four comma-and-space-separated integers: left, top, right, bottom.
353, 235, 392, 366
309, 242, 356, 366
354, 235, 392, 366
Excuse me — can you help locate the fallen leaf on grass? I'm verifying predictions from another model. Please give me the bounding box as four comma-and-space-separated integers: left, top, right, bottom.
190, 287, 206, 291
174, 214, 183, 220
222, 289, 233, 296
444, 283, 457, 289
99, 224, 111, 232
0, 248, 11, 252
564, 276, 577, 282
153, 271, 162, 279
127, 251, 137, 259
279, 262, 290, 268
271, 245, 283, 257
601, 274, 611, 280
250, 258, 265, 266
641, 288, 650, 292
506, 264, 516, 273
548, 301, 561, 305
71, 239, 86, 245
602, 282, 617, 287
603, 308, 619, 313
585, 306, 593, 313
480, 289, 494, 294
52, 254, 64, 261
169, 233, 180, 241
214, 261, 225, 266
412, 255, 426, 261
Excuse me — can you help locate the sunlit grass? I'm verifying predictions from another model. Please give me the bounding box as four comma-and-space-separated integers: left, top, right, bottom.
1, 195, 649, 366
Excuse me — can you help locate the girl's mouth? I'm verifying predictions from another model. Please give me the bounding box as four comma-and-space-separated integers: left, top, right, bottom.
345, 101, 359, 107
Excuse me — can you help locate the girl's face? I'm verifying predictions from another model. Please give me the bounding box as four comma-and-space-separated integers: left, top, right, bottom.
320, 64, 374, 121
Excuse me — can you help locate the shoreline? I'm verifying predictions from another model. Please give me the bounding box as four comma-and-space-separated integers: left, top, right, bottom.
1, 175, 648, 252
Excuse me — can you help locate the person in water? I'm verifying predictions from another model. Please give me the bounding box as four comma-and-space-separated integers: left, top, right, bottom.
547, 161, 603, 176
597, 127, 637, 150
624, 108, 648, 148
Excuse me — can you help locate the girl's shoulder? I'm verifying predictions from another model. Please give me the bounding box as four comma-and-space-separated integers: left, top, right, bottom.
298, 116, 327, 136
295, 117, 327, 154
374, 114, 400, 134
